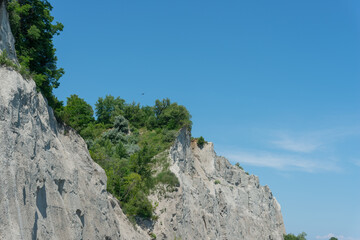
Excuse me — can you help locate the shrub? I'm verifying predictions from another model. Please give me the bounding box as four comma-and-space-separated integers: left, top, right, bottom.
156, 170, 180, 188
214, 180, 221, 185
197, 136, 205, 148
284, 232, 307, 240
235, 162, 244, 170
60, 95, 94, 132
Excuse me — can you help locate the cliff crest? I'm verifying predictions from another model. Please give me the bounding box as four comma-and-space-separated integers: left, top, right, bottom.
147, 128, 286, 239
0, 3, 285, 239
0, 0, 17, 62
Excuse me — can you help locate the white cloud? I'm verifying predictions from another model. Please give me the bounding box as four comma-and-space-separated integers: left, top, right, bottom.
316, 233, 360, 240
268, 128, 360, 153
226, 150, 340, 173
271, 137, 321, 153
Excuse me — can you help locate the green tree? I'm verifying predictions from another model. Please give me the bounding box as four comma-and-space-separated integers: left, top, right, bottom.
329, 237, 338, 240
95, 95, 125, 124
235, 162, 244, 170
284, 232, 307, 240
154, 98, 192, 130
7, 0, 64, 109
123, 102, 147, 128
197, 136, 205, 148
61, 95, 94, 132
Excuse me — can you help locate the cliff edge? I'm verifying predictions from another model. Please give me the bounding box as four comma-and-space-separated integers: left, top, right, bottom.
148, 128, 286, 239
0, 0, 16, 62
0, 1, 285, 238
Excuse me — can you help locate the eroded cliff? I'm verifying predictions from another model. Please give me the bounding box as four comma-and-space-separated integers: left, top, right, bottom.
0, 2, 285, 238
0, 67, 151, 239
0, 0, 16, 61
147, 128, 286, 240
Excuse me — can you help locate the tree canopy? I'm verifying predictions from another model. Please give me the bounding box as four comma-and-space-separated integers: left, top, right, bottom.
7, 0, 64, 109
284, 232, 307, 240
62, 95, 191, 219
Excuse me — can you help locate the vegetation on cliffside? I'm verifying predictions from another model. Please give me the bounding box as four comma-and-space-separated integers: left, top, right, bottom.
7, 0, 64, 110
60, 95, 191, 219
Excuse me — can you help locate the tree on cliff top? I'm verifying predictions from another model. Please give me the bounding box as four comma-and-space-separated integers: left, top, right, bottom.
7, 0, 64, 110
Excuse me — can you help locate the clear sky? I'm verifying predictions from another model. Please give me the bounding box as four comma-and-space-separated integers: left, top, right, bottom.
51, 1, 360, 239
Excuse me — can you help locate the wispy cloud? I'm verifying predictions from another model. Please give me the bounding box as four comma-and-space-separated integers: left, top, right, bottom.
219, 127, 360, 172
268, 127, 360, 153
316, 233, 360, 240
226, 150, 339, 173
271, 137, 321, 153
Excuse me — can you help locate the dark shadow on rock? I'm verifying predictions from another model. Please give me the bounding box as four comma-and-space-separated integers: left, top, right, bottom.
32, 212, 38, 240
36, 184, 47, 218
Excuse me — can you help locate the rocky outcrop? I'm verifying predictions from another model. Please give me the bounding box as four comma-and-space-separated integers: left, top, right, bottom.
0, 67, 149, 239
0, 3, 285, 239
0, 66, 285, 239
149, 128, 286, 240
0, 0, 17, 62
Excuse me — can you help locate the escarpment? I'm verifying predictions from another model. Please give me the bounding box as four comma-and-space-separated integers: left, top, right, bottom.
147, 128, 286, 239
0, 0, 16, 61
0, 2, 285, 239
0, 1, 146, 238
0, 68, 150, 239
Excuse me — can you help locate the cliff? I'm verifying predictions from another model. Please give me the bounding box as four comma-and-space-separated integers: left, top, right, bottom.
0, 2, 285, 239
0, 2, 147, 238
0, 0, 16, 61
147, 128, 286, 239
0, 67, 151, 239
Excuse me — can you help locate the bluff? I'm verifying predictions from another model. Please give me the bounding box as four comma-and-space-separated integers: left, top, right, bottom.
0, 2, 285, 239
0, 2, 147, 238
0, 0, 16, 61
146, 128, 286, 239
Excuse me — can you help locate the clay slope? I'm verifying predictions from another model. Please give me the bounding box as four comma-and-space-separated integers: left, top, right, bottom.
149, 128, 286, 240
0, 67, 148, 240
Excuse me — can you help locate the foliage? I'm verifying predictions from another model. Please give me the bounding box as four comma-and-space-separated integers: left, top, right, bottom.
329, 238, 338, 240
0, 50, 31, 78
59, 95, 94, 132
284, 232, 307, 240
154, 98, 192, 130
155, 170, 180, 188
197, 136, 205, 148
95, 95, 125, 124
7, 0, 64, 109
150, 233, 157, 239
235, 162, 244, 170
72, 96, 191, 219
214, 180, 221, 185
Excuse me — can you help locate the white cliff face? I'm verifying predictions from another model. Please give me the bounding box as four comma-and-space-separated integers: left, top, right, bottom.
0, 67, 149, 240
0, 0, 17, 62
0, 3, 285, 239
149, 128, 286, 240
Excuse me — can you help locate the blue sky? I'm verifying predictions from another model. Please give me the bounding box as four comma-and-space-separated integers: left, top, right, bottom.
51, 1, 360, 239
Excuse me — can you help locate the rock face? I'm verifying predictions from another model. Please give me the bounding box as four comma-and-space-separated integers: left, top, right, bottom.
0, 4, 285, 239
149, 128, 286, 240
0, 0, 17, 62
0, 68, 148, 239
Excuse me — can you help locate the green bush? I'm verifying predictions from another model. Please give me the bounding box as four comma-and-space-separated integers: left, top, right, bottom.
235, 162, 244, 170
75, 96, 193, 220
60, 95, 94, 132
197, 136, 205, 148
284, 232, 307, 240
214, 180, 221, 185
155, 170, 180, 188
8, 0, 64, 110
